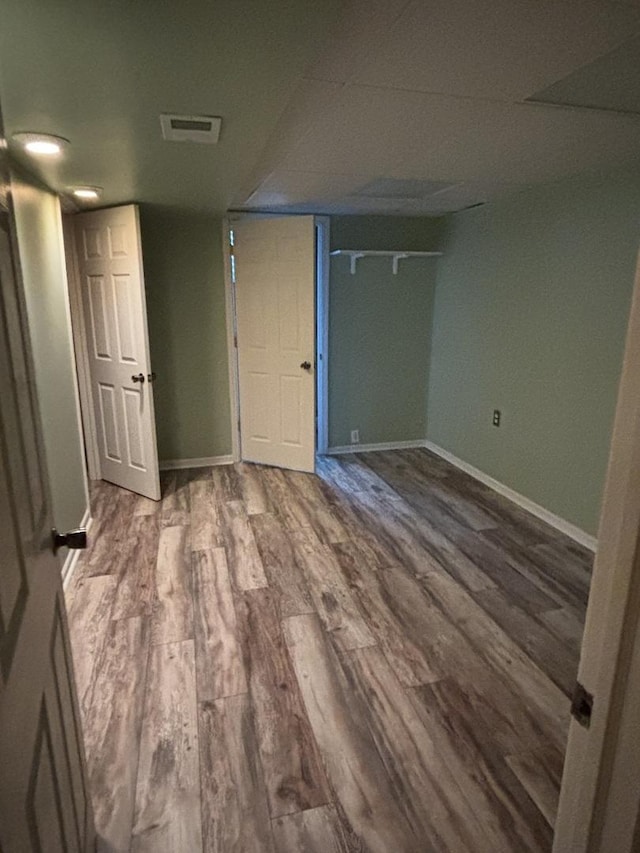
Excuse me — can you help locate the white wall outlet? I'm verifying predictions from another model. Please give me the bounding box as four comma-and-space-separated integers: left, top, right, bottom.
350, 429, 360, 444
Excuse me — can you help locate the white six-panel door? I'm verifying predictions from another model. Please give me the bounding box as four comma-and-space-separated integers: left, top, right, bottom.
74, 205, 160, 499
234, 216, 316, 472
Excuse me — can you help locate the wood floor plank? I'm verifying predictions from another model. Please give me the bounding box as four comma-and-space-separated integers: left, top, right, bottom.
134, 494, 160, 516
66, 575, 117, 716
221, 500, 268, 590
527, 542, 591, 606
331, 555, 438, 687
249, 512, 315, 618
211, 463, 242, 503
271, 805, 351, 853
456, 530, 563, 614
111, 515, 160, 620
238, 462, 273, 515
132, 639, 201, 853
86, 487, 138, 575
472, 587, 577, 696
282, 469, 350, 545
84, 616, 150, 852
193, 548, 247, 701
372, 567, 555, 753
419, 572, 570, 748
331, 535, 396, 572
505, 747, 564, 829
160, 470, 191, 527
199, 694, 274, 853
363, 450, 499, 532
259, 466, 316, 532
282, 613, 423, 853
540, 607, 585, 657
342, 644, 492, 852
235, 588, 331, 818
292, 533, 375, 651
189, 476, 223, 550
151, 525, 193, 645
410, 679, 555, 852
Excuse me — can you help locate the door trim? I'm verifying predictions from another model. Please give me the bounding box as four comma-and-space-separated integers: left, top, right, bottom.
316, 216, 330, 456
222, 216, 241, 462
223, 213, 326, 465
62, 216, 101, 480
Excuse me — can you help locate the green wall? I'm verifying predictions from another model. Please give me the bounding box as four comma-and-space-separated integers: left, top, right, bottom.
428, 167, 640, 535
329, 216, 444, 447
12, 170, 88, 532
141, 207, 232, 461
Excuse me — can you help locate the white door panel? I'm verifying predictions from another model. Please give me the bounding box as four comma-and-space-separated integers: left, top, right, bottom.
234, 216, 315, 472
75, 205, 160, 500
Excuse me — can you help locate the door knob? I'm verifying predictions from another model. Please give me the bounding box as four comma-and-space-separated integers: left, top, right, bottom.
131, 373, 145, 383
51, 527, 87, 555
300, 361, 312, 371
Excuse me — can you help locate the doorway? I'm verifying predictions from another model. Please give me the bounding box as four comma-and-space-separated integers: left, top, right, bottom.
224, 213, 330, 472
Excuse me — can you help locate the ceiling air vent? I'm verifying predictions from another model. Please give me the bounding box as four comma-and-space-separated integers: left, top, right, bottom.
160, 114, 222, 144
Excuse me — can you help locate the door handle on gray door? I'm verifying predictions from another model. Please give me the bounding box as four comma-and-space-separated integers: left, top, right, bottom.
300, 361, 312, 371
131, 373, 145, 383
51, 527, 87, 555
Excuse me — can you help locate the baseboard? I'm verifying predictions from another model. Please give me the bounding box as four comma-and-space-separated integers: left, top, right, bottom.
423, 440, 597, 552
62, 507, 93, 590
326, 439, 427, 455
159, 454, 235, 471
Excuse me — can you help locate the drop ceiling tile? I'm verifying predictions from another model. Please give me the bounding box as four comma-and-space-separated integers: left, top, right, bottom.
352, 0, 640, 100
280, 84, 640, 185
528, 34, 640, 114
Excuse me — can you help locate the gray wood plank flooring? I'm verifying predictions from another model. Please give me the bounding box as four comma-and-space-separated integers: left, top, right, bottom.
65, 448, 592, 852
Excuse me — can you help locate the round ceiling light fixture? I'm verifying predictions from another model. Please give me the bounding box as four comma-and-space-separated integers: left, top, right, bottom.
72, 187, 102, 201
12, 132, 69, 157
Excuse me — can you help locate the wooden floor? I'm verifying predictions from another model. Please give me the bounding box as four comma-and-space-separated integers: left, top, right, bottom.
65, 448, 592, 853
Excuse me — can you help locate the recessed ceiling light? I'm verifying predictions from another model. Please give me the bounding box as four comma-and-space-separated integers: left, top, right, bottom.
72, 187, 102, 201
12, 132, 69, 157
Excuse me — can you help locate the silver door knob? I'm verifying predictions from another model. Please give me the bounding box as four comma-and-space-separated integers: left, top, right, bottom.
131, 373, 145, 383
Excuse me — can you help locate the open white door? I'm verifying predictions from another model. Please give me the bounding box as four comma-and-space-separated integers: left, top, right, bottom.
233, 216, 316, 472
74, 205, 160, 500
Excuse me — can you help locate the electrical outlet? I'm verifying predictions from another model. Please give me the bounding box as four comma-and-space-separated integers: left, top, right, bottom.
350, 429, 360, 444
492, 410, 501, 427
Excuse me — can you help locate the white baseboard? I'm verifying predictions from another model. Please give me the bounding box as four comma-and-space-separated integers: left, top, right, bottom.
423, 440, 597, 552
160, 455, 235, 471
62, 507, 93, 590
326, 439, 427, 455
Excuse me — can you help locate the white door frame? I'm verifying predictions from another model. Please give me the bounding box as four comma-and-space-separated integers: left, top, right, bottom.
315, 215, 330, 456
222, 213, 330, 463
63, 215, 101, 480
554, 245, 640, 852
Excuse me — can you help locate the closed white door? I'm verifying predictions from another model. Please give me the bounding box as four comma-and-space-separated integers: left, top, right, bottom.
0, 206, 94, 851
234, 216, 316, 472
74, 205, 160, 500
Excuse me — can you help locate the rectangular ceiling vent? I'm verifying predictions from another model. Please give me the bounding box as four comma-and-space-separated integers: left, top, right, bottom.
160, 114, 222, 144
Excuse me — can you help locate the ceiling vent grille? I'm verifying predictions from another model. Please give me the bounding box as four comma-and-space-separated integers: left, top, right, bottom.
160, 114, 222, 144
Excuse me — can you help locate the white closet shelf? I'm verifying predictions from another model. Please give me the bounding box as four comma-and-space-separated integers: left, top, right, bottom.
330, 249, 443, 275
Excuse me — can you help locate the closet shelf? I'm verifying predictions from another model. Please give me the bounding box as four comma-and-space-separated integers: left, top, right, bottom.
330, 249, 443, 275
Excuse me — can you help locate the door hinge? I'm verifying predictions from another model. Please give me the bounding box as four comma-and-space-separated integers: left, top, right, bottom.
234, 334, 238, 348
571, 681, 594, 728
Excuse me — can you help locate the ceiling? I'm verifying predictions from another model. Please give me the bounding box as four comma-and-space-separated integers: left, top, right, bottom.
2, 0, 640, 217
